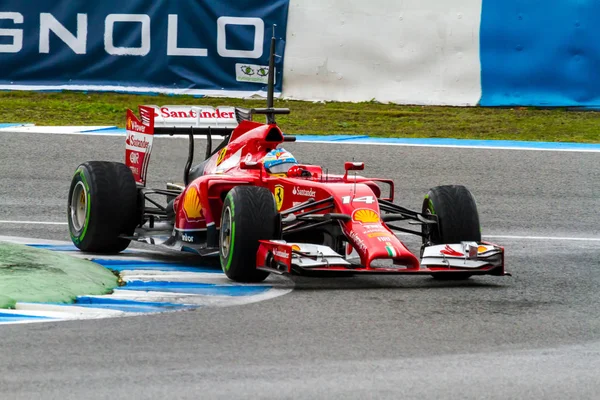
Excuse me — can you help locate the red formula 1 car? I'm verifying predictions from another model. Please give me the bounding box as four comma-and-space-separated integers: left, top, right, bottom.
67, 40, 506, 283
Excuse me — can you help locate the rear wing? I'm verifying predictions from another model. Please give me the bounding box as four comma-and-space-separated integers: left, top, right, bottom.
147, 104, 289, 134
126, 104, 291, 186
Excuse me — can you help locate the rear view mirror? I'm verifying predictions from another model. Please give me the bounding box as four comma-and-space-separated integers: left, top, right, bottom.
240, 161, 262, 170
344, 162, 365, 171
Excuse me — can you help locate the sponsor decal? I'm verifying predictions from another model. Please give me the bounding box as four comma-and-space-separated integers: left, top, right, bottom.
236, 63, 274, 84
181, 233, 194, 243
352, 209, 380, 224
440, 245, 463, 257
292, 186, 316, 198
367, 231, 393, 238
0, 12, 268, 59
273, 249, 289, 259
348, 231, 368, 253
216, 148, 227, 166
478, 245, 489, 253
216, 148, 242, 173
129, 152, 139, 165
156, 107, 235, 120
377, 236, 391, 242
183, 188, 203, 221
385, 245, 397, 257
342, 195, 375, 204
126, 133, 151, 150
274, 185, 284, 211
126, 116, 149, 134
291, 244, 301, 252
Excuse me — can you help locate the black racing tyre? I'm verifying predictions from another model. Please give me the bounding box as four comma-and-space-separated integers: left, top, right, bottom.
422, 185, 481, 280
68, 161, 139, 253
219, 186, 279, 283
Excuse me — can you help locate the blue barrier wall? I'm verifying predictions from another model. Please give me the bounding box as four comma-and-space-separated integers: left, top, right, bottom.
480, 0, 600, 107
0, 1, 289, 95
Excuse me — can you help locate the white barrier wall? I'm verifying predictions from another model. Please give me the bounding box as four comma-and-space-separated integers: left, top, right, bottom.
283, 0, 482, 105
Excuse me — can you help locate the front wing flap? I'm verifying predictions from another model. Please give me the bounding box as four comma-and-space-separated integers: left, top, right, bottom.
256, 240, 506, 277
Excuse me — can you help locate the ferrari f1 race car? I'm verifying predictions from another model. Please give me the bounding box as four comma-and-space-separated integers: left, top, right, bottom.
67, 37, 506, 283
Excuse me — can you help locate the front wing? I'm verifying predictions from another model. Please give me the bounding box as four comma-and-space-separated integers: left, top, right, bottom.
256, 240, 507, 277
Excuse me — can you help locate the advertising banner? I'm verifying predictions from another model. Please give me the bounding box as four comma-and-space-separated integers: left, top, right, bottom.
0, 0, 289, 96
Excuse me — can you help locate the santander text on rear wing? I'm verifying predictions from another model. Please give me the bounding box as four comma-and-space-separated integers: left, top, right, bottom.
125, 105, 245, 186
146, 105, 239, 134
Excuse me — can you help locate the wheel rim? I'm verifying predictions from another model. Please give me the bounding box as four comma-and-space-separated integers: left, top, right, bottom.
70, 181, 87, 232
220, 206, 232, 258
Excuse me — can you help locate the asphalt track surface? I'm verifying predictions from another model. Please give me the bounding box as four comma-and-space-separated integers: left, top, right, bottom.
0, 132, 599, 399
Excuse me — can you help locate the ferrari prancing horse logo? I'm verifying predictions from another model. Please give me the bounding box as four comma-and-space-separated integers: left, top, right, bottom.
274, 185, 284, 211
216, 148, 227, 166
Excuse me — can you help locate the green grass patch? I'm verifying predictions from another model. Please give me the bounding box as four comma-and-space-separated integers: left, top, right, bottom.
0, 242, 118, 308
1, 91, 599, 142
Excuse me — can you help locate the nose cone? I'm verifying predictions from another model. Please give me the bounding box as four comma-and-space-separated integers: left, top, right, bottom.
345, 221, 419, 269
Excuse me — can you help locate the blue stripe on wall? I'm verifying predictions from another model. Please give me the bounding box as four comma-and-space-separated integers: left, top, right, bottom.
480, 1, 600, 106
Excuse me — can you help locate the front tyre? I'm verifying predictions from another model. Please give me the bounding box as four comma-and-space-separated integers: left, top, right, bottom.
422, 185, 481, 280
68, 161, 139, 253
219, 186, 279, 283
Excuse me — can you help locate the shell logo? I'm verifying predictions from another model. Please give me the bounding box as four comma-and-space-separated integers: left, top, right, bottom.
183, 188, 203, 221
478, 245, 489, 253
352, 208, 380, 224
291, 244, 301, 252
126, 118, 132, 130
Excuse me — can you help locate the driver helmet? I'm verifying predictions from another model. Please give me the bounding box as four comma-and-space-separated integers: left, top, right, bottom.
262, 148, 297, 175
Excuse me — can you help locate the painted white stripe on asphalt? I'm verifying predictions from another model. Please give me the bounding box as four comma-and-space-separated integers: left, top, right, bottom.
395, 232, 600, 242
0, 225, 597, 243
120, 270, 232, 283
303, 140, 600, 153
483, 234, 600, 242
108, 288, 292, 307
15, 303, 126, 319
1, 128, 598, 152
0, 220, 68, 225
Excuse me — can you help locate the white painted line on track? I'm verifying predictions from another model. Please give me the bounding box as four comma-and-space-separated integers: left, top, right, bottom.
1, 128, 598, 152
0, 220, 67, 225
395, 231, 600, 242
484, 234, 600, 242
0, 222, 597, 242
303, 140, 600, 153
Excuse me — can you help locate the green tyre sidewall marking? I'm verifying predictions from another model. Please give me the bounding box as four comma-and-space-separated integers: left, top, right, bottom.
424, 194, 435, 215
223, 192, 235, 272
70, 168, 91, 245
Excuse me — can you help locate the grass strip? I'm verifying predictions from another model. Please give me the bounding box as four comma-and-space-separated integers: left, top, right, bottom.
0, 242, 118, 309
0, 91, 599, 142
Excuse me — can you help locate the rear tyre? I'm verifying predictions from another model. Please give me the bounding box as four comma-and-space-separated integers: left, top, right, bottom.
422, 185, 481, 280
68, 161, 139, 253
219, 186, 279, 283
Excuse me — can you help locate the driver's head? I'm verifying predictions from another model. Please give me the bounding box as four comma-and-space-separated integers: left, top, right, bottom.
262, 148, 297, 176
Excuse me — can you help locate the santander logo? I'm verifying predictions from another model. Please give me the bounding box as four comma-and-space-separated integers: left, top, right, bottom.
292, 186, 316, 197
126, 133, 150, 150
273, 249, 289, 258
156, 107, 235, 119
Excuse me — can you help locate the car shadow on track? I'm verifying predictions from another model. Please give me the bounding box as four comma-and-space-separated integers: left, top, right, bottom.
288, 275, 506, 291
